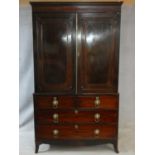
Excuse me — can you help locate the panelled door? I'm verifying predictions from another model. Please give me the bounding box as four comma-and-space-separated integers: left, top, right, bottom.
33, 12, 120, 94
77, 13, 120, 93
34, 13, 76, 93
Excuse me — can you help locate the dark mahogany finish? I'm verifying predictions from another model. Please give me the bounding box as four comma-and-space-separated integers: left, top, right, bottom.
78, 95, 118, 109
34, 95, 118, 110
34, 95, 75, 109
36, 124, 117, 140
36, 110, 117, 124
78, 12, 120, 93
31, 2, 122, 154
33, 13, 76, 93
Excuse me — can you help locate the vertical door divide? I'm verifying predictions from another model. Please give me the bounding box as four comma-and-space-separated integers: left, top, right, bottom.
75, 12, 78, 94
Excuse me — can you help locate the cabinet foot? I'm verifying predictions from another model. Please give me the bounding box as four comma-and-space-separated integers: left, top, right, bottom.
35, 144, 39, 153
113, 142, 119, 153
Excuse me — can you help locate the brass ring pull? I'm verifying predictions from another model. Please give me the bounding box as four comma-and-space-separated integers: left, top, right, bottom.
53, 129, 59, 137
94, 113, 100, 122
52, 97, 58, 108
74, 109, 79, 114
74, 124, 79, 129
53, 113, 59, 123
94, 96, 100, 107
94, 129, 100, 136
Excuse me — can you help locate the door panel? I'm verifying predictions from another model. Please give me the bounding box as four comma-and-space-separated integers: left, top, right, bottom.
34, 13, 76, 93
77, 13, 119, 93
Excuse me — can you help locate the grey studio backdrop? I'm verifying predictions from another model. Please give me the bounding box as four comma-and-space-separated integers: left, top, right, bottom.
19, 3, 135, 153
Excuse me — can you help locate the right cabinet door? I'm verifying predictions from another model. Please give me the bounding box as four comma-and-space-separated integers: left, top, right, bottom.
77, 13, 120, 93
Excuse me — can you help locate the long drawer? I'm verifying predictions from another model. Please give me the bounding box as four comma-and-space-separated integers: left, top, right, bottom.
36, 109, 117, 124
34, 95, 118, 110
36, 124, 117, 140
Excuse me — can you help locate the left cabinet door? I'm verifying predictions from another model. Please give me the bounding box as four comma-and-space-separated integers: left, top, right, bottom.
33, 13, 76, 93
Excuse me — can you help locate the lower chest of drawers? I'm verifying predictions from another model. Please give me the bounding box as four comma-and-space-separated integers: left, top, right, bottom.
34, 95, 119, 140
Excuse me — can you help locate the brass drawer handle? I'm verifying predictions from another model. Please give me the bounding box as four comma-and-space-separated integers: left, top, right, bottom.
74, 109, 79, 114
74, 124, 79, 129
52, 97, 58, 108
53, 113, 59, 123
94, 96, 100, 107
94, 129, 100, 136
94, 113, 100, 122
53, 129, 59, 136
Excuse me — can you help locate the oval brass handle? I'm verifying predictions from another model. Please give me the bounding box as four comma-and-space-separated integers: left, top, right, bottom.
53, 129, 59, 136
74, 124, 79, 129
53, 113, 59, 123
94, 113, 100, 122
52, 97, 58, 108
94, 96, 100, 107
94, 129, 100, 136
74, 109, 79, 114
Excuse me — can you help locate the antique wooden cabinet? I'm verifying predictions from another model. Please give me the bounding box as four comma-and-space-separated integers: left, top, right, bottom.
30, 1, 122, 153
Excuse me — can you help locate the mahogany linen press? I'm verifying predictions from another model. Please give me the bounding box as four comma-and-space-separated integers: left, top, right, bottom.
30, 1, 123, 153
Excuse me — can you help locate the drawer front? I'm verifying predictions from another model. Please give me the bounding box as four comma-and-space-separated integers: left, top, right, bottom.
36, 124, 117, 140
77, 95, 118, 110
34, 95, 74, 109
34, 95, 118, 110
36, 110, 117, 124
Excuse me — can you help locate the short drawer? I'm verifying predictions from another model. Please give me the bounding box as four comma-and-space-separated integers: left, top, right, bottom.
36, 124, 117, 140
77, 95, 118, 110
36, 109, 117, 124
34, 95, 74, 109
